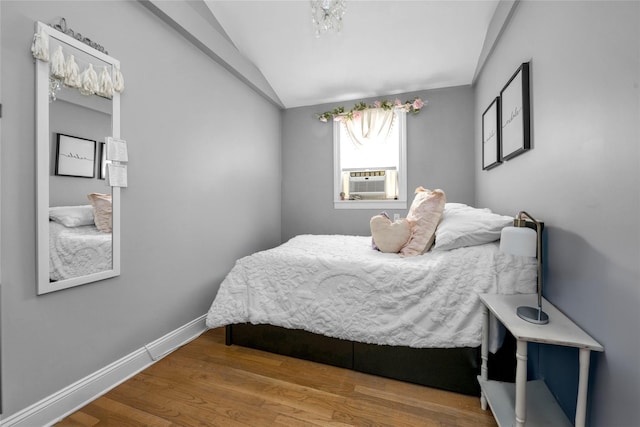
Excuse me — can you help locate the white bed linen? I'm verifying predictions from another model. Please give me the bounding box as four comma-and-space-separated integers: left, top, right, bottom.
206, 235, 536, 349
49, 220, 112, 281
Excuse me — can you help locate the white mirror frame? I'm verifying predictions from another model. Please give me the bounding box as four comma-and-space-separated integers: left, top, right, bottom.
35, 21, 121, 295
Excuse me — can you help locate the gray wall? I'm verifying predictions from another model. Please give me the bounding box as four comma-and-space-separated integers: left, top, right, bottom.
1, 1, 281, 417
474, 1, 639, 425
281, 86, 475, 241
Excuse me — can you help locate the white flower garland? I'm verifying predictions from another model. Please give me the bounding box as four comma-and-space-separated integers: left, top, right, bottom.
317, 97, 426, 122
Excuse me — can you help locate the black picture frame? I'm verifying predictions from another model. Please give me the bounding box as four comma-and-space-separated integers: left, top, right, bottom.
482, 96, 501, 170
98, 142, 107, 180
55, 133, 96, 178
500, 62, 531, 161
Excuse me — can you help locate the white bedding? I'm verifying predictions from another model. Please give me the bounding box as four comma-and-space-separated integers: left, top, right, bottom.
206, 234, 536, 349
49, 220, 112, 281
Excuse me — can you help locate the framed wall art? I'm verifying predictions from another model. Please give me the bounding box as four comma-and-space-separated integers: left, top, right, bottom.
482, 96, 501, 170
55, 133, 96, 178
500, 62, 531, 160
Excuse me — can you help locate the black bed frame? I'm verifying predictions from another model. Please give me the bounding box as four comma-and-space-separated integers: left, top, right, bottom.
225, 323, 516, 396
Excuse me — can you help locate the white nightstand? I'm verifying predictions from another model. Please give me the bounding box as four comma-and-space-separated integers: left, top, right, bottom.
478, 293, 603, 427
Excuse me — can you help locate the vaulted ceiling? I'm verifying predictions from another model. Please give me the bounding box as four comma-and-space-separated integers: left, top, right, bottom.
201, 0, 501, 108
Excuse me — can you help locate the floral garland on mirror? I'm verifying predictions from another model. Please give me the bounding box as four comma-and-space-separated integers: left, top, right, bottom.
317, 97, 426, 122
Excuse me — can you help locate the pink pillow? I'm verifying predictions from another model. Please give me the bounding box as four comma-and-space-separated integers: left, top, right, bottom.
400, 187, 446, 257
87, 193, 112, 233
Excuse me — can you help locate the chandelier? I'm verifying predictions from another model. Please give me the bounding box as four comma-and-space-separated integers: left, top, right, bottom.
311, 0, 346, 37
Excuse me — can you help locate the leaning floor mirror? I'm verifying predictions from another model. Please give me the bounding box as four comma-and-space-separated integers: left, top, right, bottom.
34, 21, 122, 294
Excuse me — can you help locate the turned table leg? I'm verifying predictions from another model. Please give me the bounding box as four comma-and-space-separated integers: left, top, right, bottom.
515, 339, 528, 427
480, 304, 489, 410
575, 348, 591, 427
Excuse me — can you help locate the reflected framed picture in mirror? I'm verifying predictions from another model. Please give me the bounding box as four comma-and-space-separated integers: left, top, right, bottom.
99, 142, 107, 179
55, 133, 96, 178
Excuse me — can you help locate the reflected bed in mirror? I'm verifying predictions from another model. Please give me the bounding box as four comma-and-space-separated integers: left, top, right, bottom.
48, 198, 112, 282
35, 21, 121, 294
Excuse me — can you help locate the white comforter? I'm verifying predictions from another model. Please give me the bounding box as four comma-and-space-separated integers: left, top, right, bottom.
206, 235, 536, 348
49, 220, 113, 281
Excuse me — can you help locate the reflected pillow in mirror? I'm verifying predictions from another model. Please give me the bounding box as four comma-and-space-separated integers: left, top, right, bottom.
87, 193, 112, 233
49, 205, 94, 227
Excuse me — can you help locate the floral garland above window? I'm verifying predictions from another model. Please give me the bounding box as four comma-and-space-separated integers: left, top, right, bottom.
317, 97, 426, 122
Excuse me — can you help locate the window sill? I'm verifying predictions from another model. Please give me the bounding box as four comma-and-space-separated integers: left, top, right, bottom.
334, 200, 407, 210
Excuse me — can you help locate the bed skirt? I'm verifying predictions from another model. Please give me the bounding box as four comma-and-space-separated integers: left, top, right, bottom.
225, 323, 516, 396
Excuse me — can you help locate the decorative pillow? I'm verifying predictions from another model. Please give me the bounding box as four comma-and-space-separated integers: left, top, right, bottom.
432, 203, 514, 251
49, 205, 94, 227
400, 187, 446, 257
87, 193, 112, 233
370, 213, 411, 253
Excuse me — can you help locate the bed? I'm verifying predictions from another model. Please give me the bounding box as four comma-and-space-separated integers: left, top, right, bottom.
206, 202, 537, 395
49, 205, 112, 281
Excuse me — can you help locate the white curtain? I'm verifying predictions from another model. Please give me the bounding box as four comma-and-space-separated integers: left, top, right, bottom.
344, 108, 396, 146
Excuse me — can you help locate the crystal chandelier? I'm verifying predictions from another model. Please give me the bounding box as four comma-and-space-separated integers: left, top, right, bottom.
311, 0, 346, 37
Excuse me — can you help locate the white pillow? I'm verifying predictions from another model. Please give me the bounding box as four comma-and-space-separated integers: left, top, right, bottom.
49, 205, 95, 227
433, 203, 514, 251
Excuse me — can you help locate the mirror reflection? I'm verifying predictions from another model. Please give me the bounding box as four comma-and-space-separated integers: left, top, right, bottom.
48, 81, 113, 282
36, 21, 121, 294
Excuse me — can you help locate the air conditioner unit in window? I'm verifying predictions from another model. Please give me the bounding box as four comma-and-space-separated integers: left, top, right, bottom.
348, 170, 387, 199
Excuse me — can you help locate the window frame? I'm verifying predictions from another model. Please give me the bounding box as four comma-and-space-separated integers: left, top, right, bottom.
333, 110, 407, 210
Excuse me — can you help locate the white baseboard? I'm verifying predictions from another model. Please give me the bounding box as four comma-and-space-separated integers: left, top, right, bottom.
0, 315, 208, 427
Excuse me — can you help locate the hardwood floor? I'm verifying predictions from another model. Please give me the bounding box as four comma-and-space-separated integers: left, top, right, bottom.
56, 328, 497, 426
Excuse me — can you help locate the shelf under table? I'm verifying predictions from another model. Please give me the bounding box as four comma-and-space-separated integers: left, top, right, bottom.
478, 377, 573, 427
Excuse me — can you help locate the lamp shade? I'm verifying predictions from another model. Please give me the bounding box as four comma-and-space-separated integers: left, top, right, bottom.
500, 226, 536, 257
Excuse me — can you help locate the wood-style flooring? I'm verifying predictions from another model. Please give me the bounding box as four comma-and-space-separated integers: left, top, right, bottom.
56, 328, 497, 426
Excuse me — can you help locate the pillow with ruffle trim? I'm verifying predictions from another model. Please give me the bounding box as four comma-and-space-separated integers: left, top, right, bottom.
400, 187, 446, 257
87, 193, 112, 233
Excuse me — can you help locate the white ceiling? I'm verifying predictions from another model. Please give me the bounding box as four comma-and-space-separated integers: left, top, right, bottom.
203, 0, 500, 108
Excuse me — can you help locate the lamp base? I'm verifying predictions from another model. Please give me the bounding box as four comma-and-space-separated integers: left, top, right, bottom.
517, 305, 549, 325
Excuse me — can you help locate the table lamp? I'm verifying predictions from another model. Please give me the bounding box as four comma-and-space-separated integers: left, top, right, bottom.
500, 211, 548, 324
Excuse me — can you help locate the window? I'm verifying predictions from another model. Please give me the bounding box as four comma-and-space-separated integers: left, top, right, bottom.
333, 109, 407, 209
